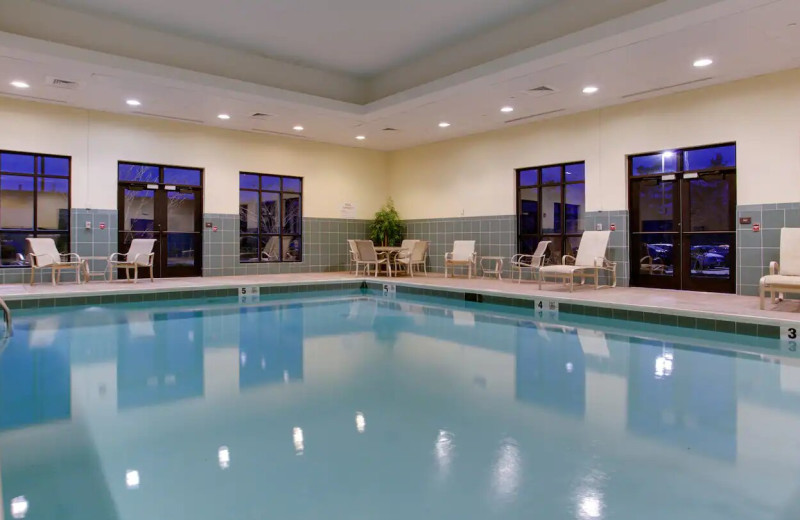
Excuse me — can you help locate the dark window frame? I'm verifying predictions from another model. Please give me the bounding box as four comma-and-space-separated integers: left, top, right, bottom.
628, 142, 737, 179
0, 150, 72, 267
516, 161, 585, 262
239, 172, 303, 263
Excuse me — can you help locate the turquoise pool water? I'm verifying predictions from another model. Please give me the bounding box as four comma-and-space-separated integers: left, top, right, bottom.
1, 292, 799, 519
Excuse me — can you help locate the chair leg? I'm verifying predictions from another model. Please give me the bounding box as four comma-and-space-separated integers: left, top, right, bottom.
759, 282, 766, 310
134, 266, 139, 283
150, 264, 154, 282
569, 273, 574, 293
30, 266, 35, 286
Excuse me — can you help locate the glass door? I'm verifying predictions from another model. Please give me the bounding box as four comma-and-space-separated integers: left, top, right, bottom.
629, 145, 736, 294
680, 172, 736, 293
630, 176, 680, 290
162, 189, 202, 277
118, 163, 203, 278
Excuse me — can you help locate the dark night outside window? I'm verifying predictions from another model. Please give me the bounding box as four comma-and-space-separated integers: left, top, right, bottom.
0, 151, 71, 267
239, 173, 302, 263
516, 162, 585, 263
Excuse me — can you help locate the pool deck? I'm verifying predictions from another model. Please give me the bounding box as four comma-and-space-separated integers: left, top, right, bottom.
0, 271, 799, 327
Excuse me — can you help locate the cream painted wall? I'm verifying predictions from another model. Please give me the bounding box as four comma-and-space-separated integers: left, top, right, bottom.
0, 98, 388, 218
388, 68, 800, 219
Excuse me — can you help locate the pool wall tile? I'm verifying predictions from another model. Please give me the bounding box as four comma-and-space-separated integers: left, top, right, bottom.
736, 203, 800, 296
404, 213, 630, 286
0, 208, 118, 284
202, 214, 371, 277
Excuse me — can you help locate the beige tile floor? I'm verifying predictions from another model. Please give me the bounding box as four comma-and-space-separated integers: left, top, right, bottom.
0, 271, 798, 325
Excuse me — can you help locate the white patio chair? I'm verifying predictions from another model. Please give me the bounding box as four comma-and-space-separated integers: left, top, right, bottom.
760, 228, 800, 310
395, 240, 429, 277
108, 238, 156, 283
510, 240, 551, 283
26, 237, 82, 286
444, 240, 477, 278
354, 240, 391, 277
538, 231, 616, 292
347, 239, 360, 275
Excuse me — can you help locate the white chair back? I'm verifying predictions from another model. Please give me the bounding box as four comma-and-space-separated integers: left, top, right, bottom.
410, 240, 427, 262
399, 239, 417, 252
355, 240, 378, 262
780, 228, 800, 275
451, 240, 475, 261
26, 238, 61, 267
126, 239, 156, 266
573, 231, 610, 267
347, 239, 360, 260
531, 240, 551, 265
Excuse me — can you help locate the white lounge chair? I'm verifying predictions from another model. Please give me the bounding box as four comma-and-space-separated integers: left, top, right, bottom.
26, 238, 82, 286
510, 240, 551, 283
347, 239, 360, 274
760, 228, 800, 310
354, 240, 391, 277
108, 238, 156, 283
395, 240, 428, 277
538, 231, 616, 292
444, 240, 477, 278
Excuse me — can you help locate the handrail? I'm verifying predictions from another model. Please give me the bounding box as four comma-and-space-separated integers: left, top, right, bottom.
0, 297, 11, 337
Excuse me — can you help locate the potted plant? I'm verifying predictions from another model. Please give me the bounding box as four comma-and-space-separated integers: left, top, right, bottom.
369, 198, 404, 246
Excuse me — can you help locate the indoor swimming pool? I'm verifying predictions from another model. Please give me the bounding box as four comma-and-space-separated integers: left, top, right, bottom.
1, 290, 799, 520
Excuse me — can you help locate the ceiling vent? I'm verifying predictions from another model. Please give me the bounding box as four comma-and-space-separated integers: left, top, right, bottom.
505, 108, 565, 124
250, 128, 309, 139
250, 112, 271, 119
45, 76, 80, 89
3, 92, 68, 104
622, 78, 712, 99
132, 111, 204, 124
528, 85, 555, 93
382, 127, 398, 131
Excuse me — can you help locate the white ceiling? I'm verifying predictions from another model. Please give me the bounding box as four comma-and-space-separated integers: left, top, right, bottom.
34, 0, 560, 77
0, 0, 798, 151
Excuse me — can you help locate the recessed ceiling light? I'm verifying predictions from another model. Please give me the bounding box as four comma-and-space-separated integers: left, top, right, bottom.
293, 125, 304, 131
10, 80, 29, 89
356, 135, 366, 140
582, 86, 599, 94
438, 122, 451, 128
217, 114, 231, 120
693, 58, 713, 68
125, 99, 141, 106
500, 106, 514, 113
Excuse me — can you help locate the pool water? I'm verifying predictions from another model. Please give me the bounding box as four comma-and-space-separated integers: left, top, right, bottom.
1, 293, 800, 520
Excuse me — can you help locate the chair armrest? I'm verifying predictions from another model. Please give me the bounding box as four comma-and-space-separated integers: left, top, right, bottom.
108, 252, 125, 262
770, 261, 780, 275
562, 255, 576, 265
511, 254, 534, 267
61, 253, 81, 263
444, 252, 453, 260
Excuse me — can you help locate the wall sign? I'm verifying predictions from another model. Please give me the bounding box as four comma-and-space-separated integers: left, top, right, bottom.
753, 223, 761, 232
341, 202, 357, 219
610, 223, 616, 231
739, 217, 752, 225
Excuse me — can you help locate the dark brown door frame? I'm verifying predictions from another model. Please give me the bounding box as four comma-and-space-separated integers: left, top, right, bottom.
117, 181, 203, 279
629, 153, 736, 293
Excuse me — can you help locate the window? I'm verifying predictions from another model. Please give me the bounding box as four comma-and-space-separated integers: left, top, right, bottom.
0, 151, 70, 267
239, 173, 302, 263
516, 161, 585, 263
